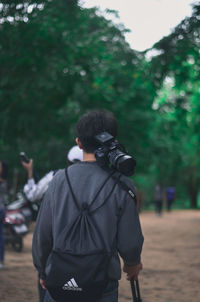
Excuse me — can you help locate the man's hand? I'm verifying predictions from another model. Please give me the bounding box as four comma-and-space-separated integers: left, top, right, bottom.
40, 279, 47, 290
123, 262, 143, 281
21, 159, 33, 179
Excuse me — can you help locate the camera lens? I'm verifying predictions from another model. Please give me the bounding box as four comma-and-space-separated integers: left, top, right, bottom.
116, 155, 136, 176
108, 149, 136, 176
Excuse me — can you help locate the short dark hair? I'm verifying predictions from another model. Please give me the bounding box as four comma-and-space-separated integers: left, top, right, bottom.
76, 110, 118, 153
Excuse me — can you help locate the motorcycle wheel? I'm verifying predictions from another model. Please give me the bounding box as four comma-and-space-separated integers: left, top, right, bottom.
12, 236, 23, 252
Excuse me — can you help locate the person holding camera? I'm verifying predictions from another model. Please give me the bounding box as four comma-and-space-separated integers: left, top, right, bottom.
32, 110, 144, 302
22, 146, 83, 203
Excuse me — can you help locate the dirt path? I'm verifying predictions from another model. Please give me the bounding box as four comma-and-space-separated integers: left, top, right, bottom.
1, 210, 200, 302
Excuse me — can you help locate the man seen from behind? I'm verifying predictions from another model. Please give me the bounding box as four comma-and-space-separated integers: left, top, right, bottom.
32, 110, 144, 302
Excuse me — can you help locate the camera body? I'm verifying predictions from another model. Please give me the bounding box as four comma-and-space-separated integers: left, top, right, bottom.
19, 152, 30, 163
94, 132, 136, 176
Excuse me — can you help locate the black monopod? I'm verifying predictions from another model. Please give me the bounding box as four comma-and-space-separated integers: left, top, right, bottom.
130, 279, 142, 302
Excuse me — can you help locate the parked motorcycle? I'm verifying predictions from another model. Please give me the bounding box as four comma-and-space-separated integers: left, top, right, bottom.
6, 192, 40, 225
4, 210, 28, 252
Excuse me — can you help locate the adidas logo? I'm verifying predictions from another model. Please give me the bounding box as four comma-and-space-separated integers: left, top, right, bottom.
62, 278, 83, 291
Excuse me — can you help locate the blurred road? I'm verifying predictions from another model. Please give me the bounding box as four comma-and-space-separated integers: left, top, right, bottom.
1, 210, 200, 302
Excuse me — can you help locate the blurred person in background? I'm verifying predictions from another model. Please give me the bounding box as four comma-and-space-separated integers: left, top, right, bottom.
165, 186, 176, 212
154, 183, 163, 216
0, 160, 8, 269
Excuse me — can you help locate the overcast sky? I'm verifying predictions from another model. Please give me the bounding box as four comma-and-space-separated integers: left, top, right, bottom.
82, 0, 197, 51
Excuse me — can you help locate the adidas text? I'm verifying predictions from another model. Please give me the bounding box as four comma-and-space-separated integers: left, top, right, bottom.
62, 278, 82, 291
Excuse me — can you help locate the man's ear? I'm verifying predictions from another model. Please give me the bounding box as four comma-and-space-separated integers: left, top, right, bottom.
76, 138, 83, 150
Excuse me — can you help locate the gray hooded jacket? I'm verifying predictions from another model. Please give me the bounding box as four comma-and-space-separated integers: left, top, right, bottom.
32, 161, 144, 280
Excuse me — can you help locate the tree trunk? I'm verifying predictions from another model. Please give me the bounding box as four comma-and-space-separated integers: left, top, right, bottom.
188, 181, 198, 208
189, 190, 198, 208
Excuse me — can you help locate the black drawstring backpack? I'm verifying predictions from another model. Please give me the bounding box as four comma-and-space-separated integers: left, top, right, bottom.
45, 169, 119, 302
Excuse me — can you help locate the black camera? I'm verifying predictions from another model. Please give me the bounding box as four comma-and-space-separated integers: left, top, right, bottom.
94, 132, 136, 176
19, 152, 30, 163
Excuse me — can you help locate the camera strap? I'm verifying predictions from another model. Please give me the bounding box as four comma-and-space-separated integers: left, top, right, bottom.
111, 175, 137, 205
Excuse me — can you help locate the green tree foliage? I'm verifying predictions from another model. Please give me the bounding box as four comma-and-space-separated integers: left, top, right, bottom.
0, 1, 154, 184
1, 0, 199, 209
148, 2, 200, 208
